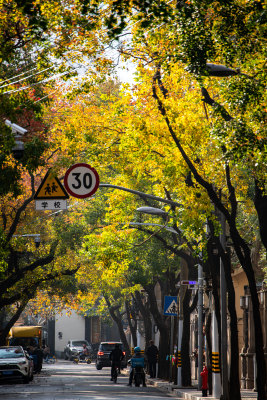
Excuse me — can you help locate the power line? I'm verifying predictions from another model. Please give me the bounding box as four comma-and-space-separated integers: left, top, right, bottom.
1, 70, 72, 95
0, 66, 39, 85
0, 66, 56, 90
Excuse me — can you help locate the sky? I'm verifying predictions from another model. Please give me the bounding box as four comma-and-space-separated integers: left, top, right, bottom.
116, 60, 137, 85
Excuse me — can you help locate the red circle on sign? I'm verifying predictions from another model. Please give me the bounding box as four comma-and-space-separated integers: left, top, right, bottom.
64, 163, 100, 199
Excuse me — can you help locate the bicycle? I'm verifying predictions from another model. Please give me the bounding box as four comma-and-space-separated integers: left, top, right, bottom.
111, 364, 120, 383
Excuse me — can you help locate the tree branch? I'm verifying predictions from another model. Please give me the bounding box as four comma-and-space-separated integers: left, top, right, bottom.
7, 173, 36, 241
0, 241, 58, 293
201, 87, 233, 121
152, 66, 231, 222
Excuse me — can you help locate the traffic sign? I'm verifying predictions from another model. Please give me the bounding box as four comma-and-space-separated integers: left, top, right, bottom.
35, 199, 67, 210
64, 163, 100, 199
34, 170, 69, 200
181, 280, 197, 285
164, 296, 178, 316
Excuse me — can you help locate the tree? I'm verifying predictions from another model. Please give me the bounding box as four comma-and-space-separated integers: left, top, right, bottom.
41, 13, 266, 393
80, 3, 266, 396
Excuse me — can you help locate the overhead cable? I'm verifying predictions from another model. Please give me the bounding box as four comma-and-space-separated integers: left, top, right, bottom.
1, 70, 72, 95
0, 66, 56, 90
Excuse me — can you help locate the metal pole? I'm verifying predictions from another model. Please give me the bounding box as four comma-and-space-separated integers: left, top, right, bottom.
169, 316, 174, 382
220, 212, 229, 400
177, 317, 183, 386
176, 293, 180, 385
197, 261, 204, 390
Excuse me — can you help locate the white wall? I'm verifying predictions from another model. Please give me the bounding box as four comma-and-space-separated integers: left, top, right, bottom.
54, 310, 85, 353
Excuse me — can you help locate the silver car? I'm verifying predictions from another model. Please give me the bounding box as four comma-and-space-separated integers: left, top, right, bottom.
64, 340, 92, 360
0, 346, 34, 383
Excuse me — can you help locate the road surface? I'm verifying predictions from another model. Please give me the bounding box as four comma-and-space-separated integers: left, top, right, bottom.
0, 360, 173, 400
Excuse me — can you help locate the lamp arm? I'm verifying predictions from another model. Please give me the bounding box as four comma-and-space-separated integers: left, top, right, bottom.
99, 183, 182, 207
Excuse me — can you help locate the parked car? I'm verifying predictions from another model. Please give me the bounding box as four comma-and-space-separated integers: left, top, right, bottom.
63, 340, 92, 360
0, 346, 34, 383
96, 342, 126, 370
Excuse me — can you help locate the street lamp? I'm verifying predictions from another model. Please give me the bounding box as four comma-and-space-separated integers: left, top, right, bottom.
130, 222, 179, 234
206, 63, 238, 77
136, 206, 169, 217
13, 234, 41, 249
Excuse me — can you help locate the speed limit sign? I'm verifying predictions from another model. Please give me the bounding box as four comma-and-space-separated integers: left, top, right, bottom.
64, 163, 100, 199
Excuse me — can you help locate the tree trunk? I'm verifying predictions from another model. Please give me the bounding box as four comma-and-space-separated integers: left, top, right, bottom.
125, 300, 137, 347
229, 225, 266, 399
243, 258, 266, 399
144, 283, 169, 379
158, 328, 170, 379
0, 303, 26, 345
134, 290, 152, 348
209, 224, 241, 400
254, 180, 267, 251
181, 289, 198, 386
104, 296, 130, 357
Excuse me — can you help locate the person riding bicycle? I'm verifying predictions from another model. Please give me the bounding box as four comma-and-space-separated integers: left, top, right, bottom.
109, 344, 124, 381
127, 346, 146, 387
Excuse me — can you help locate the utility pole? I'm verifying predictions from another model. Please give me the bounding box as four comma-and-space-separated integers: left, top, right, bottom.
177, 315, 183, 386
197, 261, 204, 390
169, 316, 174, 382
220, 212, 229, 400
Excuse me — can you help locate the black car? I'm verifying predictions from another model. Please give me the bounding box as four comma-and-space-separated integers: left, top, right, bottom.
96, 342, 127, 370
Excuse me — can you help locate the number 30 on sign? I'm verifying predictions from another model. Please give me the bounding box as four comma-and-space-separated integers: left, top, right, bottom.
64, 163, 100, 199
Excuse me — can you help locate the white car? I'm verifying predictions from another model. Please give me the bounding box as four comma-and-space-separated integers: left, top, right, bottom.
64, 340, 92, 360
0, 346, 34, 383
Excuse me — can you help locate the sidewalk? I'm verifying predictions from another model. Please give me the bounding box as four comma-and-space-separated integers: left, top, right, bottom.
146, 378, 258, 400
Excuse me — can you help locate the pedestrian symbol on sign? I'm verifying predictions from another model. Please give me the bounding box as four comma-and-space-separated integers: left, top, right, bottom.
166, 301, 178, 314
164, 296, 178, 316
34, 170, 69, 200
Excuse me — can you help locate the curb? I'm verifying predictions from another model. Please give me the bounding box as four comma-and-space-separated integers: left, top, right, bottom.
146, 378, 258, 400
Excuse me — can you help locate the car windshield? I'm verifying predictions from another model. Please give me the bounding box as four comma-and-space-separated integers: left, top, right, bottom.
9, 337, 38, 348
72, 341, 88, 347
100, 343, 123, 351
0, 348, 25, 359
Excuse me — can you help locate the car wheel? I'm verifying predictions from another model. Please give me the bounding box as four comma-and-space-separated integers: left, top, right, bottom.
23, 376, 30, 384
96, 364, 102, 370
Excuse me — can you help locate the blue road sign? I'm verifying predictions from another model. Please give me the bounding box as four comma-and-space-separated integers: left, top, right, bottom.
164, 296, 178, 316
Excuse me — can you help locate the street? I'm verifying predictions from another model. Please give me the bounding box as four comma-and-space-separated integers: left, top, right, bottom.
0, 361, 173, 400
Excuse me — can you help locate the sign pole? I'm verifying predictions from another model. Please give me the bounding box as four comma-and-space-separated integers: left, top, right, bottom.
177, 316, 183, 386
169, 316, 174, 382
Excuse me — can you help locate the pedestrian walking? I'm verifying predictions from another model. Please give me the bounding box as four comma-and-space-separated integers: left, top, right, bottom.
200, 365, 208, 397
145, 340, 158, 378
